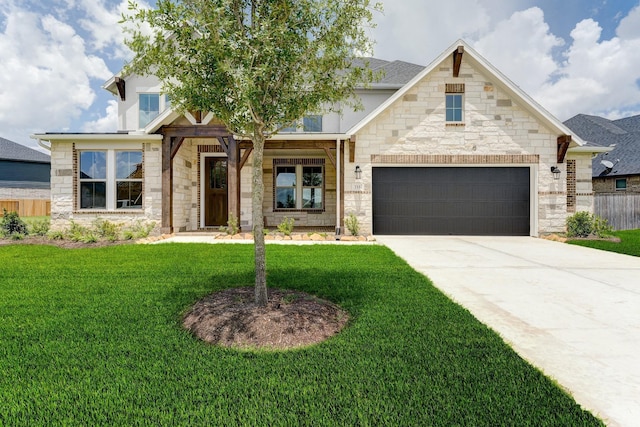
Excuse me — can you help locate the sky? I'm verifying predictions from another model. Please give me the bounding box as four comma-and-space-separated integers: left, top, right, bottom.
2, 0, 640, 151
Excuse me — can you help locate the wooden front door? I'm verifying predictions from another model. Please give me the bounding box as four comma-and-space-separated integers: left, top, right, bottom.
204, 157, 228, 226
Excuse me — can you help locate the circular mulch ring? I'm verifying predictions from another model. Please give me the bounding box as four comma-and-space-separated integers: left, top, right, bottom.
182, 287, 349, 351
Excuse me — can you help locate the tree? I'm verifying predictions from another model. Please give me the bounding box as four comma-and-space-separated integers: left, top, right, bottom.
123, 0, 380, 306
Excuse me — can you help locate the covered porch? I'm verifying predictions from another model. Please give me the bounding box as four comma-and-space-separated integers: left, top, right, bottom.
160, 124, 349, 234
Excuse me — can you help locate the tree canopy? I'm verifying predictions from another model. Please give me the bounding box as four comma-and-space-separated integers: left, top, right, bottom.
122, 0, 381, 305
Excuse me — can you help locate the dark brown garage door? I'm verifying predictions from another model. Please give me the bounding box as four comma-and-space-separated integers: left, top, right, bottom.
372, 167, 530, 235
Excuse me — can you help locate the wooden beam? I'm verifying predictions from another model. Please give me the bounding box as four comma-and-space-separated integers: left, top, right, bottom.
226, 135, 240, 224
339, 140, 345, 228
557, 135, 571, 163
169, 137, 185, 160
348, 138, 355, 163
453, 46, 464, 78
238, 140, 340, 150
115, 77, 125, 101
239, 147, 253, 170
159, 125, 230, 138
161, 133, 172, 234
216, 136, 229, 154
323, 147, 336, 168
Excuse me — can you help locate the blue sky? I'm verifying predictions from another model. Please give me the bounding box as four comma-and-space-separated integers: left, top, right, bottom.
1, 0, 640, 150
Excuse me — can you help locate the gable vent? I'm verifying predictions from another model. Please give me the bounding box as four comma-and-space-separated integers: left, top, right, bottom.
445, 83, 465, 93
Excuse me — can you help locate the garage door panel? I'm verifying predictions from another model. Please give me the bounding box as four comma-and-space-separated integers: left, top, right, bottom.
372, 167, 530, 235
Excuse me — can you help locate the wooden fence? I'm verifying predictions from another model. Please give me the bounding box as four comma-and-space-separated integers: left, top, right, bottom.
594, 193, 640, 231
0, 199, 51, 217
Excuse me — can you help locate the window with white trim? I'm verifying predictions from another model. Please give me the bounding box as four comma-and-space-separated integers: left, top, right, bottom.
445, 83, 465, 123
274, 159, 324, 211
139, 93, 171, 128
615, 178, 627, 191
279, 115, 323, 133
78, 150, 143, 210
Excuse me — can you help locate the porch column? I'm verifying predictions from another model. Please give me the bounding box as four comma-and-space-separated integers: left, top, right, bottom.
336, 138, 341, 234
227, 136, 241, 225
161, 134, 172, 234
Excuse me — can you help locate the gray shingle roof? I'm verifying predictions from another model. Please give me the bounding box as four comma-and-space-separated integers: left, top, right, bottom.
0, 137, 50, 163
564, 114, 640, 177
353, 57, 424, 86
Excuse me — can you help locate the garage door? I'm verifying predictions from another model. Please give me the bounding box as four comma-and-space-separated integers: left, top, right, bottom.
372, 167, 530, 235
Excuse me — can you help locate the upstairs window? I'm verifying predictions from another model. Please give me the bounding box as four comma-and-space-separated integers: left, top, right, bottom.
616, 178, 627, 191
445, 83, 465, 123
279, 115, 323, 133
139, 93, 171, 128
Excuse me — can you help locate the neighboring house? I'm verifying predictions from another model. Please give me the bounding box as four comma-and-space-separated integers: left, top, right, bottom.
564, 114, 640, 229
0, 137, 51, 216
32, 40, 605, 236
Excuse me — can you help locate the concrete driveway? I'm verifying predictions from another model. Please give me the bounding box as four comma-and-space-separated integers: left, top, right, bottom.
376, 236, 640, 427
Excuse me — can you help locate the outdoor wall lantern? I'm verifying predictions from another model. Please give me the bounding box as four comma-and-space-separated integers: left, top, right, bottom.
355, 165, 362, 180
550, 166, 561, 180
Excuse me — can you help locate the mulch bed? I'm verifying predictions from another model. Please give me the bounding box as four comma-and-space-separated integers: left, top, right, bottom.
182, 287, 349, 350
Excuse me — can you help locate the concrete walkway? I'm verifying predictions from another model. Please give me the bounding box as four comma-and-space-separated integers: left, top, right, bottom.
376, 236, 640, 427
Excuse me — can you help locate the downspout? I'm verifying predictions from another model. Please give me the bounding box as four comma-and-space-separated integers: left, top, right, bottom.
336, 138, 341, 236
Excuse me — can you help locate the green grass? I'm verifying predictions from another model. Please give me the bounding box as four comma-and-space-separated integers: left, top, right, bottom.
0, 244, 602, 426
568, 229, 640, 257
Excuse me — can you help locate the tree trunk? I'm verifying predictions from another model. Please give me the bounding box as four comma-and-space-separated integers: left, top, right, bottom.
252, 130, 268, 306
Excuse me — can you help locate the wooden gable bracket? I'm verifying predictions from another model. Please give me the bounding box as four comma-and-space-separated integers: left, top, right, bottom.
114, 77, 126, 101
323, 146, 336, 168
216, 136, 230, 154
239, 147, 253, 170
453, 46, 464, 78
349, 137, 355, 163
557, 135, 571, 163
170, 137, 185, 160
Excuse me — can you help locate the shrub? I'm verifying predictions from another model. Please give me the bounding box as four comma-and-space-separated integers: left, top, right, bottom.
344, 213, 360, 236
219, 214, 240, 235
566, 211, 614, 238
593, 215, 614, 238
47, 230, 65, 240
1, 209, 28, 236
93, 218, 122, 242
28, 217, 50, 236
67, 220, 90, 242
277, 217, 295, 236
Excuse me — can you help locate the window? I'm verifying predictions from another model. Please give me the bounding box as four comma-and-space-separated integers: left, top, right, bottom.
78, 150, 143, 210
79, 151, 107, 209
279, 115, 323, 133
446, 94, 463, 122
139, 93, 171, 128
116, 151, 143, 208
274, 159, 324, 210
303, 115, 322, 132
445, 83, 465, 123
616, 178, 627, 191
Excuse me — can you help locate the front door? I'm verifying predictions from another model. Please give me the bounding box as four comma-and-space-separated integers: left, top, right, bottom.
204, 157, 228, 226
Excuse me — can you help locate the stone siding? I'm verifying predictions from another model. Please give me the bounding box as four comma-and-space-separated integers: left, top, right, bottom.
47, 140, 162, 232
345, 60, 569, 235
0, 188, 50, 199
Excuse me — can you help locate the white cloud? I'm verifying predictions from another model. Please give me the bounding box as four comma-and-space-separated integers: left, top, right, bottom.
472, 8, 564, 92
534, 17, 640, 120
82, 99, 119, 132
0, 6, 112, 143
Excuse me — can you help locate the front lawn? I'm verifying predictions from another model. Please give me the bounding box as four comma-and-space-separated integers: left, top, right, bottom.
568, 229, 640, 257
0, 244, 602, 426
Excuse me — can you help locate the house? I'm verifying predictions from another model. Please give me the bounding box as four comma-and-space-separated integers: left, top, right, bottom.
564, 114, 640, 229
32, 40, 606, 236
0, 137, 51, 216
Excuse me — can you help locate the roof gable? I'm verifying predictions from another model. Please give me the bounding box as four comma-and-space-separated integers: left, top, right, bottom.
347, 39, 584, 147
0, 137, 50, 163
